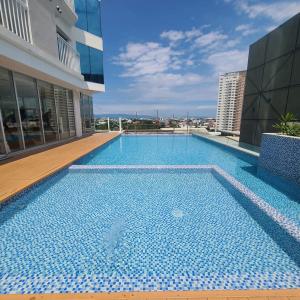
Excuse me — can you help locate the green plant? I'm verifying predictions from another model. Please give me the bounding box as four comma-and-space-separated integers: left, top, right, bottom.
273, 112, 300, 136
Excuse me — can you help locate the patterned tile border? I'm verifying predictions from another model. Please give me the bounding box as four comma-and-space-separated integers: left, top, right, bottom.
1, 272, 299, 294
69, 164, 300, 242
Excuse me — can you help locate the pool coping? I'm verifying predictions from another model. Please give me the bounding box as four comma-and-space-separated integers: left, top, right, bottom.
0, 288, 300, 299
192, 132, 260, 157
69, 164, 300, 243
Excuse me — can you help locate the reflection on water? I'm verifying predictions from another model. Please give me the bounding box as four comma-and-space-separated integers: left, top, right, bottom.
103, 219, 125, 262
172, 209, 184, 218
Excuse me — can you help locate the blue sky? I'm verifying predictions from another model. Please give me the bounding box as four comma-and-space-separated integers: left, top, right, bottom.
94, 0, 300, 117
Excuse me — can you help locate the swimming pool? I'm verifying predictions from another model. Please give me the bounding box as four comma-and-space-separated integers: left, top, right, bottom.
0, 134, 300, 294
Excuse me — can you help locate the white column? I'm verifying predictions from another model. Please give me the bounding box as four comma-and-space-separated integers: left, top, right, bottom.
119, 117, 122, 132
107, 117, 110, 131
73, 90, 82, 137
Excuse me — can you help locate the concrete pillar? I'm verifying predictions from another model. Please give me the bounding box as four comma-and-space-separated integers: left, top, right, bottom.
73, 90, 82, 137
119, 117, 122, 132
107, 117, 110, 131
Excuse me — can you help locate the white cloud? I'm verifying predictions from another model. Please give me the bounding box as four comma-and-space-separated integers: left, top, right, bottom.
232, 0, 300, 22
205, 49, 248, 74
135, 73, 205, 89
161, 28, 203, 43
194, 31, 228, 48
185, 28, 203, 40
160, 30, 185, 42
235, 23, 258, 36
115, 42, 182, 77
265, 25, 277, 33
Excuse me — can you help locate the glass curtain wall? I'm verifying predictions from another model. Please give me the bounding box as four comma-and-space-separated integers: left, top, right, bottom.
75, 0, 102, 37
75, 0, 104, 84
76, 43, 104, 84
0, 67, 23, 153
38, 81, 59, 143
14, 73, 44, 148
0, 66, 77, 156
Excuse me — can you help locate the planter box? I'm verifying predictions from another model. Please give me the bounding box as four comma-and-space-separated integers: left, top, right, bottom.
259, 133, 300, 184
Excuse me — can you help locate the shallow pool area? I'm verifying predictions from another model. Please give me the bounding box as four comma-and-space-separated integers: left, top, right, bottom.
0, 167, 299, 293
78, 135, 300, 226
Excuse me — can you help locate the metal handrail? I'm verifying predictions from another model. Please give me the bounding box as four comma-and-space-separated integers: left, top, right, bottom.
0, 0, 32, 43
57, 34, 81, 73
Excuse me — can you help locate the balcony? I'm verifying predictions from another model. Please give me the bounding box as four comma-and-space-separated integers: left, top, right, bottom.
57, 34, 81, 73
0, 0, 32, 43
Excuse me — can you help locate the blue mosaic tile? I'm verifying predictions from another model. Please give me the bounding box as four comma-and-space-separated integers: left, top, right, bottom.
259, 134, 300, 184
1, 166, 300, 293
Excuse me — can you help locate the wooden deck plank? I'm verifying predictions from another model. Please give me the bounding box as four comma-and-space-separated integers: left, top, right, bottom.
0, 290, 299, 300
0, 132, 120, 203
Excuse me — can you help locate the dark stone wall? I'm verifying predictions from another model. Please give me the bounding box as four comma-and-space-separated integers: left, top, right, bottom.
240, 13, 300, 146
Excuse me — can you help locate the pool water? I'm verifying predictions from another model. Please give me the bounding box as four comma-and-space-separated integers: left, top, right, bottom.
0, 169, 299, 293
78, 135, 300, 226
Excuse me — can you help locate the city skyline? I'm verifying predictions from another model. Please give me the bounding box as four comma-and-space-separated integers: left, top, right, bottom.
94, 0, 300, 117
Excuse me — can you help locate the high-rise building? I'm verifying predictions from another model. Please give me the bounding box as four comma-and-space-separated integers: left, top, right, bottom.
0, 0, 104, 158
240, 13, 300, 146
216, 71, 246, 132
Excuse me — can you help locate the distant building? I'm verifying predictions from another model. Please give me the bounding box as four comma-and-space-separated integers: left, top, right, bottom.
240, 13, 300, 146
216, 71, 246, 132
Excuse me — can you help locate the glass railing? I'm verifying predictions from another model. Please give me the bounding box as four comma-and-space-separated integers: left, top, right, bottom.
0, 0, 32, 43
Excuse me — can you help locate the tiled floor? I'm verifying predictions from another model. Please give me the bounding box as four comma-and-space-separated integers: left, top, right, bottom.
0, 132, 120, 203
0, 289, 299, 299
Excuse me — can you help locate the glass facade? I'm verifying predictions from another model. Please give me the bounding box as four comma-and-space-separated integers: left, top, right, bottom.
75, 0, 102, 37
240, 13, 300, 146
75, 0, 104, 85
80, 94, 94, 134
14, 73, 44, 148
77, 43, 104, 84
0, 67, 23, 153
0, 67, 77, 157
38, 81, 59, 143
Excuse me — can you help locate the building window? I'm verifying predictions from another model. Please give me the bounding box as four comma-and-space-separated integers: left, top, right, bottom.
77, 42, 104, 84
14, 73, 44, 149
0, 67, 23, 153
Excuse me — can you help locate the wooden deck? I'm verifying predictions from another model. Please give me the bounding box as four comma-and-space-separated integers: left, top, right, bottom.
0, 289, 299, 300
0, 132, 299, 299
0, 132, 120, 203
